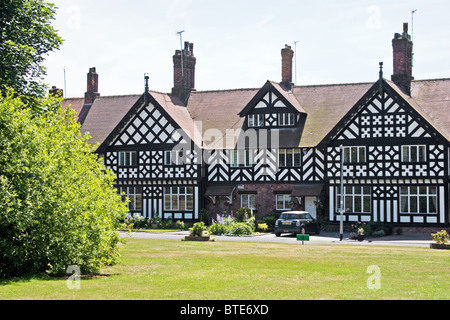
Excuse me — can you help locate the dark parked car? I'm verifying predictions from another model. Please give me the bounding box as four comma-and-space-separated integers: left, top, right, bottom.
274, 211, 320, 237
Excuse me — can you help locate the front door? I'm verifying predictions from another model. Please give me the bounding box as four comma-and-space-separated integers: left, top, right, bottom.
217, 196, 231, 217
305, 197, 317, 219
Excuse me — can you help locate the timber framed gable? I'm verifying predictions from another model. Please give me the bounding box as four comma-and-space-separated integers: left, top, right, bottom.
238, 81, 306, 129
98, 92, 202, 220
323, 80, 447, 147
323, 79, 449, 225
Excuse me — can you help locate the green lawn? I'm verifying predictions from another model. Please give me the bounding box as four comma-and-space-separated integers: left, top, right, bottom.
1, 238, 449, 300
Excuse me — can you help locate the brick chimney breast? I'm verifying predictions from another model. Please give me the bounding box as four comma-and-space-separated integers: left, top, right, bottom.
391, 23, 414, 95
281, 44, 294, 88
172, 42, 196, 104
85, 67, 100, 105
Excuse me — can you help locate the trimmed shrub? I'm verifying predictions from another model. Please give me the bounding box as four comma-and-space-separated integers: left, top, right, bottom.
208, 214, 256, 236
431, 230, 449, 244
230, 223, 253, 236
190, 222, 206, 237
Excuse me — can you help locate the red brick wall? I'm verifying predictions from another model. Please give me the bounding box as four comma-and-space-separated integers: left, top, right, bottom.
205, 183, 303, 221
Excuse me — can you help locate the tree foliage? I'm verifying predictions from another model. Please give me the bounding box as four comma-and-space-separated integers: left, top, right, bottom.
0, 0, 63, 101
0, 92, 128, 277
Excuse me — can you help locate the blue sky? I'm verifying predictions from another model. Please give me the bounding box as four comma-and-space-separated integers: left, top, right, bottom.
44, 0, 450, 97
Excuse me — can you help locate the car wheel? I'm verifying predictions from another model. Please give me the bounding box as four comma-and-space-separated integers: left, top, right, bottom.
275, 232, 281, 237
315, 225, 320, 235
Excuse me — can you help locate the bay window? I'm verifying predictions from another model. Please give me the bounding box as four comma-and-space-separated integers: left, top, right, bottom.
400, 186, 437, 214
164, 186, 194, 211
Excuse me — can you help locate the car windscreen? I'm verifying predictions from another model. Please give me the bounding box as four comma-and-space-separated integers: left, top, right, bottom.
280, 213, 312, 220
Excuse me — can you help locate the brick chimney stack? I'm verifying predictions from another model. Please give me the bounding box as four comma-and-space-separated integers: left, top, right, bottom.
85, 67, 100, 105
281, 44, 294, 89
172, 41, 196, 103
391, 23, 414, 95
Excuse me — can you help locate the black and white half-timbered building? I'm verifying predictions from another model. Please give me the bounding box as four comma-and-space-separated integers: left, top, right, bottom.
61, 23, 449, 229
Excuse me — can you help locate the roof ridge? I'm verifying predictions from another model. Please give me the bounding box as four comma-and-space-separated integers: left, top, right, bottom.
293, 81, 375, 89
191, 87, 259, 94
411, 77, 450, 82
98, 93, 142, 98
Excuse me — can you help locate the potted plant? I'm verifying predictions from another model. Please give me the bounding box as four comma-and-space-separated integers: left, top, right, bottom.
150, 217, 158, 229
430, 230, 450, 249
357, 227, 365, 242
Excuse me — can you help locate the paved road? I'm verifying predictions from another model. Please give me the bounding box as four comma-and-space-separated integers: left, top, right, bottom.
121, 230, 433, 248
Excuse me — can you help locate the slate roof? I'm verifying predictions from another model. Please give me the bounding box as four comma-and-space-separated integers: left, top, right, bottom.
410, 78, 450, 141
81, 94, 141, 147
187, 88, 258, 149
61, 97, 85, 122
150, 91, 203, 147
70, 78, 450, 151
292, 82, 373, 147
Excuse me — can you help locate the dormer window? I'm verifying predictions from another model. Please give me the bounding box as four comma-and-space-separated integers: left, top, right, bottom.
247, 112, 296, 128
248, 114, 264, 128
239, 82, 306, 129
278, 113, 295, 126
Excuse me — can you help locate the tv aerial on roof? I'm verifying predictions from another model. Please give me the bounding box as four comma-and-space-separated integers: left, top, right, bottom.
294, 40, 300, 85
177, 30, 186, 84
411, 9, 418, 67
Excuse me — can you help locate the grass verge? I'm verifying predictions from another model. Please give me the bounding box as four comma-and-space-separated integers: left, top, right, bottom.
0, 238, 449, 300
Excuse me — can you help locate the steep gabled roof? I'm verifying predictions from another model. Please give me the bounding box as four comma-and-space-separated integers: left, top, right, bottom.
84, 91, 203, 153
61, 97, 86, 122
150, 91, 203, 147
188, 81, 308, 149
292, 82, 373, 147
379, 79, 450, 143
74, 78, 450, 152
410, 78, 450, 141
238, 80, 306, 117
187, 88, 258, 149
80, 94, 142, 147
315, 79, 450, 149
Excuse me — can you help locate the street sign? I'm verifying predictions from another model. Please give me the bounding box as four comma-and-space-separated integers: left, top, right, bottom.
297, 234, 310, 244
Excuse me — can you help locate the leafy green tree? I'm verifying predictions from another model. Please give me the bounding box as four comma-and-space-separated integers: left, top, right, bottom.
0, 92, 128, 277
0, 0, 63, 102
